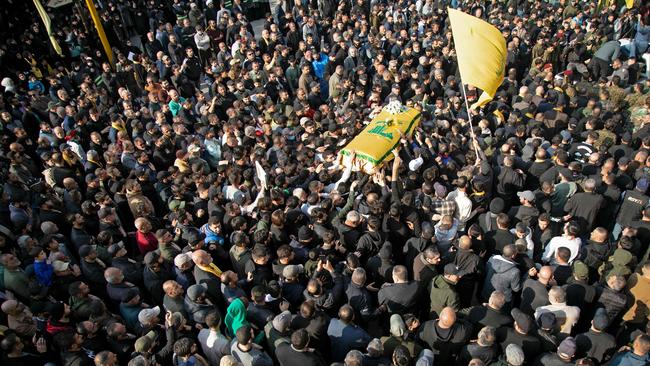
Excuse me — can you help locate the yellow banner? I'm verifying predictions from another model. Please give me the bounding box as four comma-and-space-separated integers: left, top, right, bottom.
340, 104, 421, 174
448, 8, 506, 109
85, 0, 114, 66
33, 0, 63, 56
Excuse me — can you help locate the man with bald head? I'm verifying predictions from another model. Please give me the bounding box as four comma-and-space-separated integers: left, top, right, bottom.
192, 249, 225, 305
419, 307, 471, 364
520, 266, 553, 316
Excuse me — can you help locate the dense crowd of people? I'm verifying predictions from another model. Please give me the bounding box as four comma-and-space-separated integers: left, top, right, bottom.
0, 0, 650, 366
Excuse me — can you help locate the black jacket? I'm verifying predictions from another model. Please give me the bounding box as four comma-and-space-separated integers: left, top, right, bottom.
418, 319, 472, 364
377, 281, 419, 315
276, 343, 326, 366
520, 278, 550, 315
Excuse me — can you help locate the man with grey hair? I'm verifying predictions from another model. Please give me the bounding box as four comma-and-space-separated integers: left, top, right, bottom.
343, 350, 364, 366
534, 286, 580, 334
563, 177, 604, 235
346, 267, 378, 325
462, 291, 513, 334
105, 267, 139, 306
459, 326, 498, 365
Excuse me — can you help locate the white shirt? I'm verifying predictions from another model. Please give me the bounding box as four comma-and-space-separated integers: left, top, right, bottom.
542, 235, 582, 264
534, 302, 581, 334
198, 329, 230, 366
447, 189, 472, 229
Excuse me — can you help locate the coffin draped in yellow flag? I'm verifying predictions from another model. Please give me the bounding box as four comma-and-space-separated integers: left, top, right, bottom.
448, 8, 506, 109
339, 101, 421, 174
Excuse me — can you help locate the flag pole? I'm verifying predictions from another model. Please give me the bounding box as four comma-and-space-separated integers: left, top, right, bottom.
459, 70, 480, 161
85, 0, 114, 67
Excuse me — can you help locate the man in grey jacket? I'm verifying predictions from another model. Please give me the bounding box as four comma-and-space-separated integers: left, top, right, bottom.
482, 245, 522, 309
590, 40, 621, 80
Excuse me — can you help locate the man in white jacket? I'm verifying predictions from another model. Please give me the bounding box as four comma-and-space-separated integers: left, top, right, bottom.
542, 221, 582, 265
194, 25, 212, 66
534, 286, 580, 335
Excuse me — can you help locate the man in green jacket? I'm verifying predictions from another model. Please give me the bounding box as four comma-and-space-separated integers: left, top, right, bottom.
429, 263, 461, 318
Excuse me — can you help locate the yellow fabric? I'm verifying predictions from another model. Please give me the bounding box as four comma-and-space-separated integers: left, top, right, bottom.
198, 263, 223, 277
448, 8, 507, 109
85, 0, 114, 66
340, 106, 421, 174
33, 0, 63, 56
626, 0, 634, 8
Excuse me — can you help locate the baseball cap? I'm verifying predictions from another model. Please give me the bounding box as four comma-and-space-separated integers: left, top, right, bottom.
78, 245, 94, 258
511, 308, 533, 334
134, 330, 158, 352
282, 264, 303, 279
168, 199, 186, 212
184, 228, 205, 247
298, 226, 314, 242
636, 178, 649, 192
489, 197, 505, 214
557, 337, 577, 359
138, 306, 161, 325
572, 260, 589, 281
122, 288, 140, 303
272, 310, 292, 332
444, 263, 460, 276
108, 241, 125, 256
538, 312, 556, 330
517, 190, 535, 202
144, 251, 161, 266
187, 283, 208, 301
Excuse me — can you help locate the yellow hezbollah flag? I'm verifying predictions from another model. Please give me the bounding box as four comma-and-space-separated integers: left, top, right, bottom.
448, 8, 506, 109
340, 102, 421, 174
33, 0, 63, 56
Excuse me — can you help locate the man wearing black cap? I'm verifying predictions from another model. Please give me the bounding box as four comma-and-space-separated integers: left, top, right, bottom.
479, 198, 506, 233
609, 132, 635, 161
109, 241, 144, 285
79, 245, 107, 298
497, 308, 542, 361
143, 251, 174, 305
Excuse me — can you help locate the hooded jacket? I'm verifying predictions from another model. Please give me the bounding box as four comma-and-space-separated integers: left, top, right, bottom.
429, 275, 460, 316
482, 255, 522, 302
418, 319, 472, 365
356, 231, 386, 262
